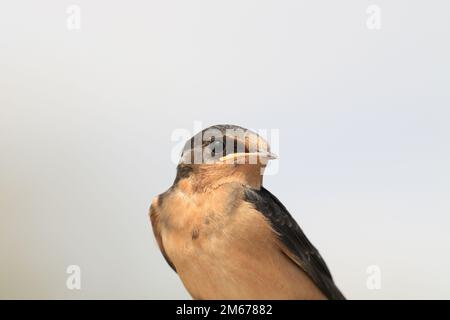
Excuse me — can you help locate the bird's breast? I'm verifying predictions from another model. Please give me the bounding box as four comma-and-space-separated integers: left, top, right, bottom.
159, 183, 247, 258
156, 181, 326, 299
157, 183, 307, 299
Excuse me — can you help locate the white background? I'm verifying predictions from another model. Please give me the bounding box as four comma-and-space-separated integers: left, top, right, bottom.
1, 1, 449, 299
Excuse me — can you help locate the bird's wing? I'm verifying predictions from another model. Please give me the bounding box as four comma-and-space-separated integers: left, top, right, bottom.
149, 199, 177, 273
243, 186, 345, 300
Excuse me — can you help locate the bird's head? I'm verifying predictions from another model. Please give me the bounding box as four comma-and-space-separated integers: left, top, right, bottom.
175, 124, 277, 190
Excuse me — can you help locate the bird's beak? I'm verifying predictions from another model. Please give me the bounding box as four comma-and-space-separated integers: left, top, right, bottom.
256, 151, 278, 160
219, 151, 278, 163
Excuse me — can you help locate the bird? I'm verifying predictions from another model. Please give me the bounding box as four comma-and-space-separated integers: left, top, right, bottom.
149, 124, 345, 300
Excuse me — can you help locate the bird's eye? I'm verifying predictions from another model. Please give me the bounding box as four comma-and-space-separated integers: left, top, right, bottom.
208, 140, 225, 158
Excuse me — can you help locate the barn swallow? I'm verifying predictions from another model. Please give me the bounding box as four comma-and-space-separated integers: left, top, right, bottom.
150, 124, 345, 300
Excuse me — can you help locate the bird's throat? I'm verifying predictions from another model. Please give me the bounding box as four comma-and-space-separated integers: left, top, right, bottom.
175, 164, 264, 193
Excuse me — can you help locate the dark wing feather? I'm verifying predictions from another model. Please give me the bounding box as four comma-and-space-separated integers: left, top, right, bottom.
244, 187, 345, 300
